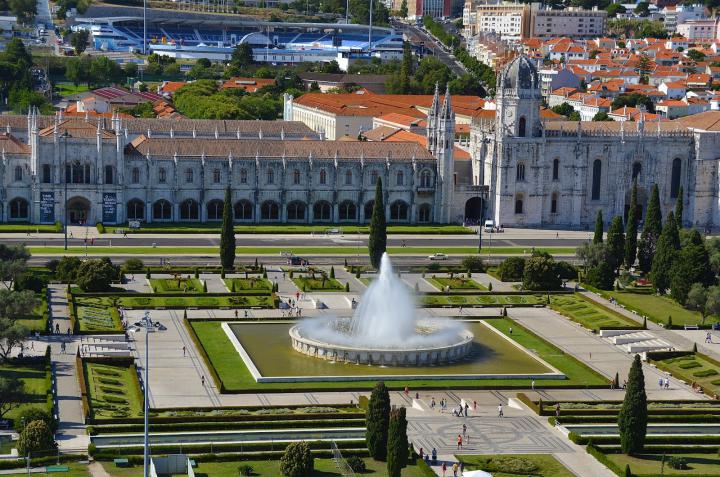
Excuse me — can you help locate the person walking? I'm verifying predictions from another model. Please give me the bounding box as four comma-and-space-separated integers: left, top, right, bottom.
462, 423, 467, 437
555, 403, 561, 418
464, 402, 469, 417
498, 403, 504, 418
456, 434, 462, 450
201, 375, 205, 386
659, 377, 663, 389
531, 380, 535, 391
452, 462, 458, 477
441, 462, 446, 477
182, 346, 186, 357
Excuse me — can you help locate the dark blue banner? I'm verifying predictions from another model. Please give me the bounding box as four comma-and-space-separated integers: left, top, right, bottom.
102, 193, 117, 223
39, 192, 54, 224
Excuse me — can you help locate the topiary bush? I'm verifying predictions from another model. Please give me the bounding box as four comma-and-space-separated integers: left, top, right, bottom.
280, 441, 314, 477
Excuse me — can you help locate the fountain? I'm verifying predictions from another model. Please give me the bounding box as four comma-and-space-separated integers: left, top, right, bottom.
289, 254, 474, 366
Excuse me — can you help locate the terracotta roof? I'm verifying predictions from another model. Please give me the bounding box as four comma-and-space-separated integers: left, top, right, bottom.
375, 113, 427, 128
657, 100, 688, 107
362, 126, 401, 142
221, 77, 276, 93
0, 133, 30, 154
127, 136, 434, 160
159, 81, 187, 94
38, 119, 116, 139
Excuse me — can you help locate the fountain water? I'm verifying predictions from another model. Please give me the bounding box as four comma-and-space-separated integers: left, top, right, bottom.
289, 253, 474, 366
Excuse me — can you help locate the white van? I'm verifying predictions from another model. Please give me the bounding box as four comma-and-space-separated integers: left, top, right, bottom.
483, 220, 495, 232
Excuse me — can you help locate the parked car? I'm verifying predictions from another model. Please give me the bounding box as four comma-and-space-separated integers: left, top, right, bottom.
428, 253, 448, 261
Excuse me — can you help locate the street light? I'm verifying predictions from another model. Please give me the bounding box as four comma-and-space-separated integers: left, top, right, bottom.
61, 131, 70, 251
141, 311, 154, 477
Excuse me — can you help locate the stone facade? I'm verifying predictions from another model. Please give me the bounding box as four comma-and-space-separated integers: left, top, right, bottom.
470, 54, 720, 230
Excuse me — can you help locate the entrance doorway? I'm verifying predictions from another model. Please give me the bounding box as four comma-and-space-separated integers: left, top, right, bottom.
464, 197, 483, 223
67, 197, 91, 225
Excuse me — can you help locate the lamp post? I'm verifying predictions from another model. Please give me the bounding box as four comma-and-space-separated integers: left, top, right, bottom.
61, 131, 70, 251
142, 311, 154, 477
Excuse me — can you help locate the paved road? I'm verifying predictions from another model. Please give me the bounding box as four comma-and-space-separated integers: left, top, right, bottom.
392, 20, 467, 77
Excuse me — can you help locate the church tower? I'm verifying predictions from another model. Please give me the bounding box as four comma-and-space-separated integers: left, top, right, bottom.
426, 83, 440, 155
495, 55, 542, 139
433, 84, 455, 223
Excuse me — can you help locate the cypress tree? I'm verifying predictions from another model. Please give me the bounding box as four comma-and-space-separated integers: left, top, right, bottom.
638, 184, 662, 273
368, 178, 387, 270
675, 185, 684, 228
624, 181, 638, 268
606, 216, 625, 274
618, 355, 647, 454
219, 186, 236, 270
386, 407, 409, 477
366, 381, 391, 460
651, 212, 679, 294
593, 210, 604, 244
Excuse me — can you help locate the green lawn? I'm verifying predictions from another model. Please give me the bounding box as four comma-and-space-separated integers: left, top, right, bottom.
105, 223, 473, 235
549, 294, 641, 331
651, 353, 720, 396
100, 457, 430, 476
74, 294, 275, 309
421, 294, 547, 307
427, 276, 487, 291
0, 463, 89, 476
16, 294, 49, 332
457, 454, 576, 477
0, 357, 52, 421
605, 453, 720, 476
84, 361, 143, 420
588, 287, 704, 327
0, 223, 59, 233
76, 305, 122, 333
224, 277, 272, 292
150, 277, 205, 293
292, 275, 345, 292
55, 83, 90, 97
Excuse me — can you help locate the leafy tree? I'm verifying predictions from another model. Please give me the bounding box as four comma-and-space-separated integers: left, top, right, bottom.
634, 1, 650, 16
606, 3, 626, 16
460, 256, 484, 272
0, 377, 24, 418
368, 178, 387, 270
498, 257, 526, 281
686, 49, 706, 62
15, 408, 55, 433
8, 0, 36, 23
55, 256, 82, 283
625, 181, 638, 268
522, 256, 562, 291
366, 381, 391, 460
220, 186, 236, 270
669, 229, 713, 304
606, 216, 625, 274
0, 321, 28, 362
686, 283, 709, 324
704, 286, 720, 325
0, 290, 39, 320
88, 56, 124, 87
551, 102, 576, 118
231, 43, 255, 68
675, 185, 684, 228
123, 62, 138, 77
0, 244, 29, 290
638, 184, 662, 273
399, 0, 408, 17
618, 355, 647, 454
594, 210, 604, 244
75, 258, 117, 292
612, 93, 655, 114
387, 407, 409, 477
586, 262, 615, 290
593, 112, 612, 121
69, 30, 89, 55
17, 419, 56, 456
65, 56, 91, 86
651, 212, 679, 294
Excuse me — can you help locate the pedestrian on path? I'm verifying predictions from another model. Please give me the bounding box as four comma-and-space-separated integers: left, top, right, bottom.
452, 462, 458, 477
531, 380, 535, 391
456, 434, 462, 450
464, 402, 469, 417
462, 423, 466, 437
201, 375, 205, 386
659, 377, 663, 389
55, 323, 60, 334
555, 403, 561, 418
182, 346, 186, 357
473, 400, 477, 411
664, 377, 670, 389
441, 462, 446, 477
498, 403, 504, 418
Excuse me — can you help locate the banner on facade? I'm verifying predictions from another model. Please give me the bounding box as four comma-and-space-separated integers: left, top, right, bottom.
102, 193, 117, 224
39, 192, 55, 224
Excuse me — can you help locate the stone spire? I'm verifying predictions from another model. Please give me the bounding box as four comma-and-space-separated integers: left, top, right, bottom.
440, 83, 453, 120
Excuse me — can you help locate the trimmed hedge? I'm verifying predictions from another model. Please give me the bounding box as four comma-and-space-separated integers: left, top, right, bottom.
89, 418, 366, 434
0, 454, 86, 470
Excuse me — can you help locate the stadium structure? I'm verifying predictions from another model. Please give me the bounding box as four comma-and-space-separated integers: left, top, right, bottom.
75, 18, 404, 69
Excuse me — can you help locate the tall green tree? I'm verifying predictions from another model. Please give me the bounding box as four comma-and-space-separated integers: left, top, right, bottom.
618, 355, 647, 454
368, 178, 387, 270
651, 212, 679, 294
366, 381, 391, 460
624, 181, 638, 268
638, 184, 662, 273
606, 216, 625, 274
593, 210, 604, 244
386, 407, 409, 477
219, 186, 236, 270
669, 229, 713, 304
399, 0, 408, 17
675, 185, 684, 228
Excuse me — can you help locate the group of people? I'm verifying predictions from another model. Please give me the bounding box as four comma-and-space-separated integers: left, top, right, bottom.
658, 377, 671, 389
419, 448, 465, 477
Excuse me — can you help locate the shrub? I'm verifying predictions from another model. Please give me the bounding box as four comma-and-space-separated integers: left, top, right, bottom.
498, 257, 525, 281
346, 456, 366, 473
585, 262, 615, 290
280, 441, 313, 477
76, 259, 117, 292
345, 282, 350, 292
15, 272, 48, 292
238, 463, 254, 476
17, 420, 56, 455
460, 256, 484, 272
484, 456, 538, 473
488, 282, 493, 291
330, 266, 335, 279
45, 259, 59, 273
96, 223, 105, 234
121, 258, 145, 272
555, 261, 578, 280
668, 456, 688, 470
693, 369, 718, 378
56, 256, 82, 283
15, 408, 56, 433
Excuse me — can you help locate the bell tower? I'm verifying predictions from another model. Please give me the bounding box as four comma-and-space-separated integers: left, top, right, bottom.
495, 55, 543, 139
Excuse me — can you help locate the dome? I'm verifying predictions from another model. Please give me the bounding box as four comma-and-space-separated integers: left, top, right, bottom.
502, 55, 539, 90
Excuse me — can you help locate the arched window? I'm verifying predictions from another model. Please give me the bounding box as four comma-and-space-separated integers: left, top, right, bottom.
516, 163, 525, 182
632, 162, 641, 181
158, 167, 167, 184
180, 199, 199, 220
266, 168, 274, 184
418, 204, 432, 223
240, 168, 248, 184
261, 201, 279, 220
105, 165, 113, 184
319, 169, 327, 185
396, 171, 404, 186
552, 158, 559, 181
420, 170, 432, 188
212, 168, 221, 184
66, 163, 91, 184
670, 158, 681, 199
42, 164, 51, 184
364, 201, 375, 221
390, 200, 409, 221
345, 170, 353, 185
551, 192, 558, 214
518, 116, 527, 137
370, 170, 379, 185
131, 167, 140, 184
591, 159, 602, 201
9, 198, 28, 219
127, 199, 145, 220
153, 200, 172, 220
515, 194, 524, 214
287, 201, 306, 221
185, 168, 194, 183
206, 199, 223, 220
339, 201, 357, 221
234, 200, 253, 220
14, 166, 22, 182
292, 169, 301, 185
313, 201, 332, 221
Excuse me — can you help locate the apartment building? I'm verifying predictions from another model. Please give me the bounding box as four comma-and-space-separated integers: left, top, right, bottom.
530, 7, 607, 40
399, 0, 453, 19
676, 19, 719, 42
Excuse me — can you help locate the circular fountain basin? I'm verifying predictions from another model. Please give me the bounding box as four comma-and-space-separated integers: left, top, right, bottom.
289, 323, 474, 367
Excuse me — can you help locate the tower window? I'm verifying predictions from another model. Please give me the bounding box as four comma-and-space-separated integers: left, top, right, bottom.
552, 159, 559, 181
670, 158, 681, 198
515, 194, 524, 214
516, 163, 525, 182
591, 159, 602, 201
632, 162, 641, 181
518, 117, 527, 137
